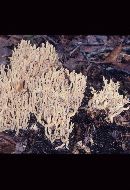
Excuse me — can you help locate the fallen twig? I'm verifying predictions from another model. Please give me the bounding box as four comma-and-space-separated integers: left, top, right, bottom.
85, 62, 93, 73
76, 42, 105, 46
41, 35, 58, 45
69, 45, 81, 56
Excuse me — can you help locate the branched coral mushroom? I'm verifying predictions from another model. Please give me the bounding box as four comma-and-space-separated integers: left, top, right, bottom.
88, 77, 130, 123
0, 40, 87, 149
32, 68, 87, 149
9, 40, 62, 83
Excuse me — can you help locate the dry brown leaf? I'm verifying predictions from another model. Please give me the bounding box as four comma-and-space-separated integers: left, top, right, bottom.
105, 44, 122, 63
0, 132, 16, 153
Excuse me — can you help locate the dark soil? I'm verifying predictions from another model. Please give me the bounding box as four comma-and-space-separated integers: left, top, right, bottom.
0, 35, 130, 154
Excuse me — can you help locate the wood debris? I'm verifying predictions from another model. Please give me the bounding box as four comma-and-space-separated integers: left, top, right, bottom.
72, 141, 91, 154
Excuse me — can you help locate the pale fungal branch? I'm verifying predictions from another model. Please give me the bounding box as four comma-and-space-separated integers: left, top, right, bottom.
88, 77, 130, 123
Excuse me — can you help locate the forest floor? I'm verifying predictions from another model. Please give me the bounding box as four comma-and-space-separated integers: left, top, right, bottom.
0, 35, 130, 154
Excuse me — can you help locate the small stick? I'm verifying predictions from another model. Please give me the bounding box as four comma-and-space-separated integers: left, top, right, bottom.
42, 35, 58, 45
76, 42, 104, 46
69, 45, 81, 56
